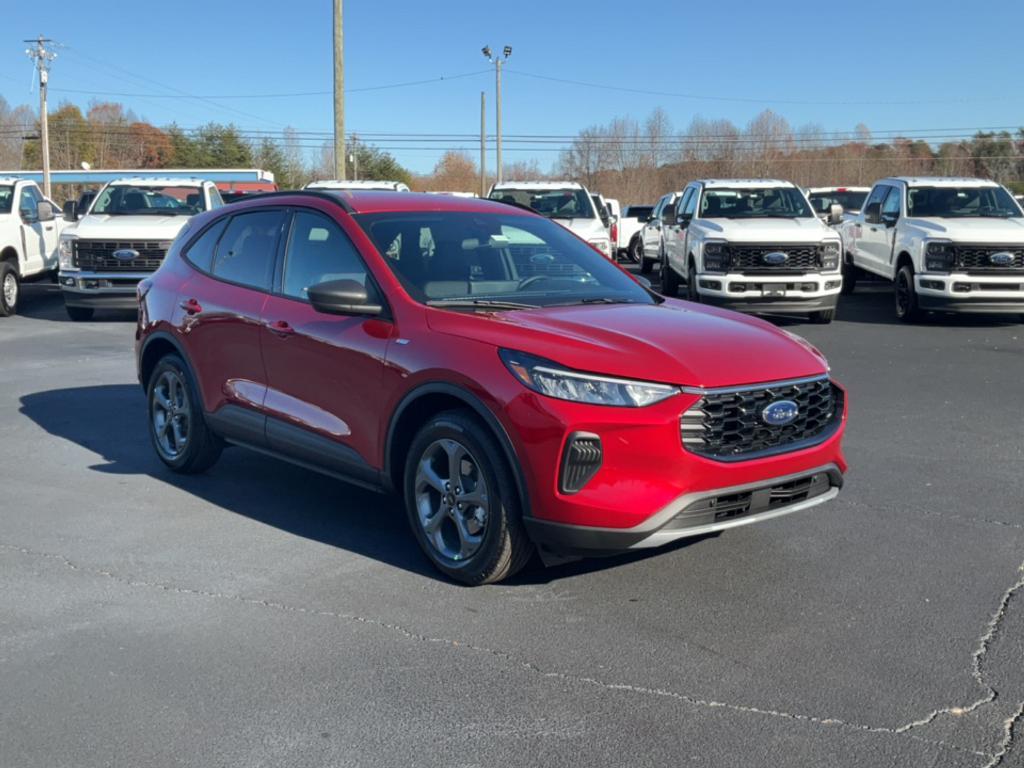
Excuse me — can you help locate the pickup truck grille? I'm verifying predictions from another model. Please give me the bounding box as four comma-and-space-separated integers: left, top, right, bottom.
681, 377, 842, 460
726, 244, 821, 274
954, 245, 1024, 274
74, 240, 172, 272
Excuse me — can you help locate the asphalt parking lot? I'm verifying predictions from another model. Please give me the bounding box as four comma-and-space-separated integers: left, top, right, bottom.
1, 277, 1022, 768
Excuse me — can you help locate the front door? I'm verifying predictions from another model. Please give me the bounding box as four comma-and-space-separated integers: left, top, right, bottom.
18, 185, 56, 275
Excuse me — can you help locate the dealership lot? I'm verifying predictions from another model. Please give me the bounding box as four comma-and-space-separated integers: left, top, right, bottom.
1, 280, 1022, 767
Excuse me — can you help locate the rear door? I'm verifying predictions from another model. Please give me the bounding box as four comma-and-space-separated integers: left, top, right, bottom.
259, 208, 394, 483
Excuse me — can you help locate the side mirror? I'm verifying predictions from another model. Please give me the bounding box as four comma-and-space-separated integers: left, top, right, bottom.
19, 207, 38, 224
881, 211, 899, 227
36, 201, 55, 222
864, 201, 881, 224
676, 212, 692, 227
307, 279, 383, 316
63, 201, 78, 221
827, 203, 844, 225
661, 209, 676, 226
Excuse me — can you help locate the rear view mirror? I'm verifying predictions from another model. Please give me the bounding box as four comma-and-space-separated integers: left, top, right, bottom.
827, 203, 844, 225
307, 279, 383, 317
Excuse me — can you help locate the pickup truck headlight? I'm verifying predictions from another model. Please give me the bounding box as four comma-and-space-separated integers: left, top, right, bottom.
58, 235, 78, 270
588, 238, 611, 258
702, 240, 729, 272
819, 241, 841, 271
925, 240, 955, 272
500, 349, 679, 407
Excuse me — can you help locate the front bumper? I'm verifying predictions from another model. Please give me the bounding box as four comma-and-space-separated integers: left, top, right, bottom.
60, 271, 146, 309
525, 465, 842, 555
695, 271, 842, 314
916, 273, 1024, 314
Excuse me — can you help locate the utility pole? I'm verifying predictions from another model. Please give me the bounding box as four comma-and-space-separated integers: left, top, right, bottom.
479, 91, 486, 197
481, 46, 511, 184
333, 0, 346, 180
24, 36, 56, 199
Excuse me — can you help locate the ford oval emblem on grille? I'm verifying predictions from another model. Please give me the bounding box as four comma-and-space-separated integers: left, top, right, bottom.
762, 399, 799, 426
989, 251, 1014, 266
762, 251, 788, 265
113, 248, 139, 261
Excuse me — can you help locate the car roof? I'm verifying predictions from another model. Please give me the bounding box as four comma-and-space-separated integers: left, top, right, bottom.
806, 186, 871, 193
305, 179, 408, 190
490, 180, 584, 190
108, 177, 208, 187
697, 179, 797, 189
0, 176, 28, 185
882, 176, 1000, 187
234, 190, 534, 215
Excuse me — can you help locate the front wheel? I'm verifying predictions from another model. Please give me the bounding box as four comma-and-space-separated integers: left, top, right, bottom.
661, 255, 680, 296
841, 257, 858, 295
640, 242, 654, 274
810, 308, 835, 324
895, 265, 923, 323
628, 237, 643, 264
147, 354, 222, 473
404, 410, 533, 585
0, 262, 19, 317
686, 261, 700, 302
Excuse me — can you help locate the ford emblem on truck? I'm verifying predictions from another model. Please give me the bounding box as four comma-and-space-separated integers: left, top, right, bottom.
762, 399, 799, 426
113, 248, 139, 261
989, 251, 1014, 266
762, 251, 788, 265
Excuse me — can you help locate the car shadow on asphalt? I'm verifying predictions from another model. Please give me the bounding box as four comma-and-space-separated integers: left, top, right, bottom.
19, 384, 714, 585
15, 285, 136, 323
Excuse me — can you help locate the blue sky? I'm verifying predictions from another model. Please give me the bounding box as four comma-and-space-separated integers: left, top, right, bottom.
2, 0, 1023, 173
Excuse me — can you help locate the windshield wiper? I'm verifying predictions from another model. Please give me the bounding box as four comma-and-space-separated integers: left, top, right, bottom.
426, 298, 536, 311
977, 211, 1016, 217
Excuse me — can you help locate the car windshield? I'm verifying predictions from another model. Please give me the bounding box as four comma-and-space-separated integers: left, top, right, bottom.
354, 211, 655, 309
907, 186, 1023, 218
0, 185, 13, 214
488, 188, 595, 220
700, 187, 813, 219
808, 191, 868, 213
91, 185, 206, 216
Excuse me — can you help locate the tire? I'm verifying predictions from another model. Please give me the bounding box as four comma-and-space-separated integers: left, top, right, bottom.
404, 409, 533, 585
686, 260, 700, 302
628, 237, 643, 264
810, 309, 835, 324
840, 257, 858, 295
895, 264, 923, 323
65, 305, 95, 322
661, 253, 680, 296
146, 354, 222, 474
0, 262, 19, 317
640, 242, 654, 274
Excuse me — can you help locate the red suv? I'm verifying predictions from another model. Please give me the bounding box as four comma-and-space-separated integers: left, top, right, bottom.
136, 191, 847, 584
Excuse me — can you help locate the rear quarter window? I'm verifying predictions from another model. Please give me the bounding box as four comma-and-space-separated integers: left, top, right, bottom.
184, 218, 229, 273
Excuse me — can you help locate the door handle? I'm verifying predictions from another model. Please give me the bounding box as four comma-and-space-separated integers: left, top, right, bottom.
267, 320, 295, 336
44, 225, 53, 231
179, 298, 203, 315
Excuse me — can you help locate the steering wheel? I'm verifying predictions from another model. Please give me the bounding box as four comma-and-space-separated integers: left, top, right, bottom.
517, 275, 552, 290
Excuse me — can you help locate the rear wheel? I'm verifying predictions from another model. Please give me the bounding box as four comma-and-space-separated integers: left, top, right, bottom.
628, 237, 643, 264
0, 262, 19, 317
895, 264, 923, 323
65, 305, 94, 322
841, 257, 858, 295
404, 410, 533, 585
147, 354, 222, 473
810, 308, 835, 324
686, 261, 700, 302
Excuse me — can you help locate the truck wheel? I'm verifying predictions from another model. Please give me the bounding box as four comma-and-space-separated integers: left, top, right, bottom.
841, 258, 857, 295
404, 409, 533, 585
686, 261, 700, 302
628, 237, 643, 264
640, 245, 654, 274
895, 265, 923, 323
65, 305, 95, 322
147, 354, 222, 474
810, 309, 835, 324
0, 262, 19, 317
661, 255, 680, 296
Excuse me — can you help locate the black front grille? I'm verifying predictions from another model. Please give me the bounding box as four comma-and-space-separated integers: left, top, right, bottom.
953, 244, 1024, 274
726, 244, 821, 274
74, 240, 172, 272
681, 377, 843, 460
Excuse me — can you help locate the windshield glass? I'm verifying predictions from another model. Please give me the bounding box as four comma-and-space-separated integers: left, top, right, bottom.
488, 188, 595, 220
808, 190, 868, 213
907, 186, 1022, 218
354, 211, 654, 309
0, 185, 13, 214
91, 185, 206, 216
700, 187, 813, 219
625, 206, 653, 220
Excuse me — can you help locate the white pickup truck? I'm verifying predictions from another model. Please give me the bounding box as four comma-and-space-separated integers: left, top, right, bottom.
0, 176, 65, 316
488, 181, 613, 259
661, 179, 843, 323
58, 177, 223, 320
837, 177, 1024, 322
610, 202, 654, 263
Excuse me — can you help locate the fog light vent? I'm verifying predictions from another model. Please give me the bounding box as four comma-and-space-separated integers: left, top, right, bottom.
560, 433, 602, 494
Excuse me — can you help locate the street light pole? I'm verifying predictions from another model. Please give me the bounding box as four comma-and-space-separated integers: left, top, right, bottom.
482, 45, 511, 185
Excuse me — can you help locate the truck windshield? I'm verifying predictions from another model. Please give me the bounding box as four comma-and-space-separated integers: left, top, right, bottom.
700, 187, 813, 219
489, 188, 595, 220
0, 186, 12, 214
91, 185, 206, 216
907, 186, 1023, 218
809, 190, 868, 213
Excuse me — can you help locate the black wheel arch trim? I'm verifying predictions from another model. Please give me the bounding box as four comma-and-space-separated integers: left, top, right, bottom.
137, 330, 197, 389
384, 381, 532, 517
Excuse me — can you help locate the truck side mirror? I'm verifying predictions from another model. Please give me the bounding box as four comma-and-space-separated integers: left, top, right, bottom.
36, 201, 55, 222
864, 201, 881, 224
63, 201, 78, 221
827, 203, 844, 225
661, 208, 676, 226
676, 212, 692, 226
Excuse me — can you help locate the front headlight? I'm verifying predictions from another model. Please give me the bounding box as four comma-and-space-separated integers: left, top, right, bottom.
588, 238, 611, 258
702, 240, 729, 272
59, 235, 78, 270
925, 240, 954, 272
499, 349, 680, 407
819, 240, 841, 271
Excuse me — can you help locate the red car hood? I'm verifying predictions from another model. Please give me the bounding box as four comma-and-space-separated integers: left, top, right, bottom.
426, 299, 828, 388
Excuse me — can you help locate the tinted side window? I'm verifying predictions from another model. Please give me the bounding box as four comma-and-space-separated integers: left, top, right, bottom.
681, 188, 698, 216
674, 189, 692, 216
881, 186, 901, 218
865, 185, 889, 210
282, 211, 371, 300
19, 186, 40, 215
184, 218, 229, 273
212, 210, 285, 291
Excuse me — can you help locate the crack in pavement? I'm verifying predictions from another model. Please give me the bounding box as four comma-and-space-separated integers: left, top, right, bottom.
983, 701, 1024, 768
5, 541, 1021, 762
842, 497, 1024, 532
